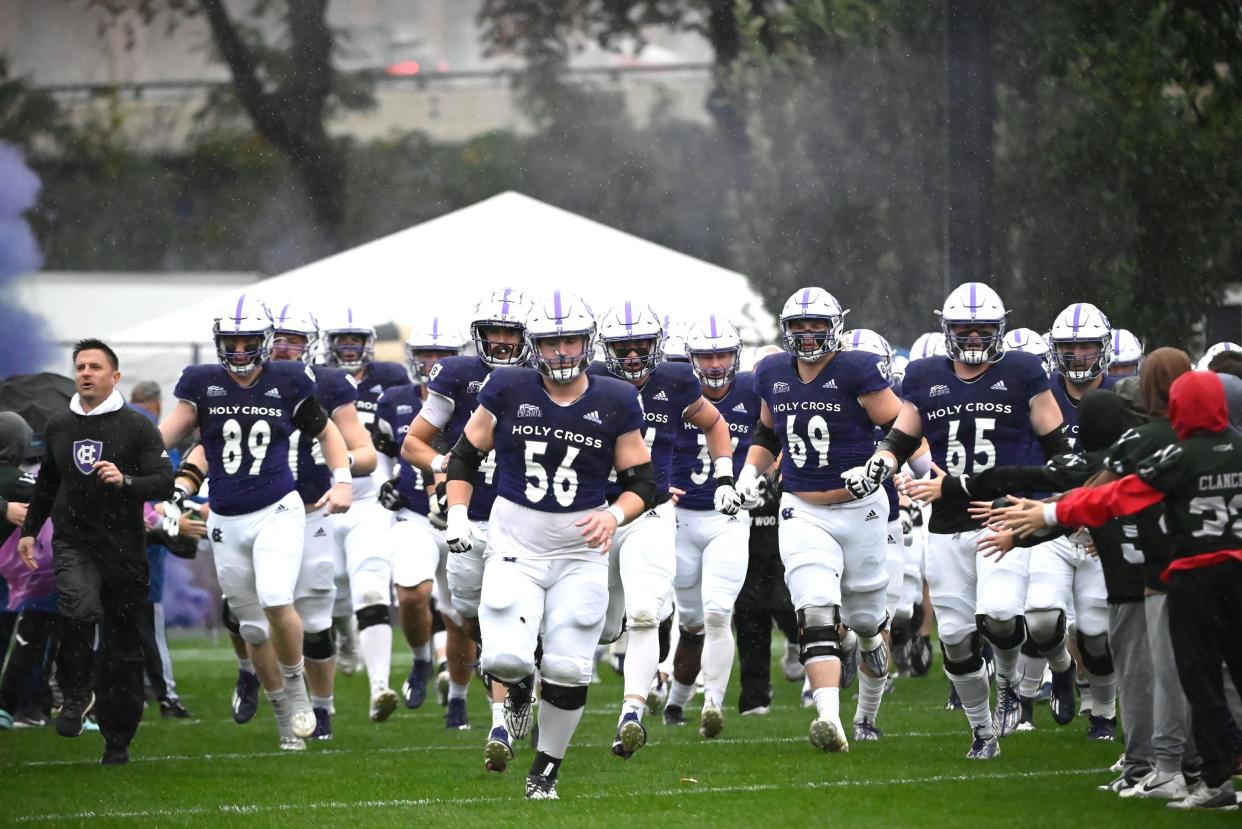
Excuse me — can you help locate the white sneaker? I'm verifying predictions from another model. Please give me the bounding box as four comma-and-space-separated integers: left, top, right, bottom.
782, 642, 805, 682
370, 688, 398, 722
700, 700, 724, 739
1108, 752, 1126, 773
1167, 779, 1237, 810
809, 717, 849, 753
1121, 771, 1188, 800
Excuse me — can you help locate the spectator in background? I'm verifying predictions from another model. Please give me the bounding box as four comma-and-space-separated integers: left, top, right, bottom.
129, 381, 162, 422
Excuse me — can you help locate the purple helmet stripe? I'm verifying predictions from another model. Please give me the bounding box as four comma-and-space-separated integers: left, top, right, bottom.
1015, 330, 1025, 345
501, 287, 512, 317
554, 290, 563, 323
968, 283, 977, 316
624, 301, 633, 330
1071, 303, 1083, 334
432, 316, 439, 341
1113, 330, 1121, 351
347, 307, 353, 326
852, 330, 862, 348
277, 303, 290, 325
800, 288, 811, 309
233, 294, 246, 330
710, 314, 718, 338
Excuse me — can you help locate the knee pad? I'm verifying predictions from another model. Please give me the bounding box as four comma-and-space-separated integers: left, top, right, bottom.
1024, 609, 1066, 652
221, 600, 241, 636
239, 620, 269, 646
797, 606, 841, 665
626, 606, 661, 630
355, 603, 390, 631
940, 631, 984, 676
485, 651, 537, 685
1077, 630, 1114, 676
540, 653, 592, 687
540, 680, 589, 711
977, 613, 1025, 651
658, 613, 674, 663
303, 627, 335, 661
844, 608, 889, 641
704, 610, 732, 632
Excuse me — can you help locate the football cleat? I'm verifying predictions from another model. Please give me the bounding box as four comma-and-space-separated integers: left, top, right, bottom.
809, 717, 850, 753
402, 660, 432, 709
993, 681, 1022, 737
852, 719, 883, 741
311, 707, 333, 741
782, 642, 806, 682
1098, 773, 1142, 795
944, 685, 963, 711
436, 667, 450, 707
11, 708, 48, 728
159, 699, 193, 719
613, 711, 647, 759
100, 744, 129, 766
1120, 771, 1187, 800
663, 704, 686, 726
369, 688, 398, 723
525, 773, 559, 800
1087, 715, 1117, 741
484, 726, 514, 772
1049, 663, 1077, 725
1036, 665, 1053, 702
966, 726, 1001, 760
646, 675, 669, 715
504, 678, 535, 740
56, 692, 95, 738
1166, 779, 1237, 811
445, 698, 470, 730
232, 672, 260, 723
279, 735, 306, 752
740, 705, 770, 717
700, 700, 724, 739
1015, 697, 1036, 732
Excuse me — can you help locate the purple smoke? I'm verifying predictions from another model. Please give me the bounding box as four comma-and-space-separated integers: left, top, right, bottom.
0, 141, 51, 378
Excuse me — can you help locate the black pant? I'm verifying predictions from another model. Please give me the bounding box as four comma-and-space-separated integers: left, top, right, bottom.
1166, 561, 1242, 787
54, 542, 148, 750
0, 610, 57, 714
734, 529, 798, 711
137, 602, 171, 702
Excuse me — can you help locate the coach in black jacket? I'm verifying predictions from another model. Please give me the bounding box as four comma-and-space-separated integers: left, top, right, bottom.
19, 339, 173, 765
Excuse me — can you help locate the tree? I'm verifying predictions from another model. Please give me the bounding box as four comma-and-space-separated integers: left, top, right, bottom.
83, 0, 375, 249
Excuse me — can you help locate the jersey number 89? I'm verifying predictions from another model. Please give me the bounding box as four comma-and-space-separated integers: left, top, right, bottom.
221, 418, 270, 476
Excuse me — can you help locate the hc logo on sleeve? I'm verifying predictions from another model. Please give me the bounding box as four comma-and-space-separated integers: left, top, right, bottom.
73, 440, 104, 474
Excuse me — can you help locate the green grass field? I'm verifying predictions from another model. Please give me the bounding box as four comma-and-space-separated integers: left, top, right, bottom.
1, 636, 1236, 827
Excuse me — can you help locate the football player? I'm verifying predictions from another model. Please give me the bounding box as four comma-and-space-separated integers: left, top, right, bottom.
736, 288, 904, 754
375, 318, 463, 719
267, 302, 377, 739
850, 282, 1068, 758
1108, 329, 1144, 378
590, 302, 739, 758
318, 308, 409, 722
910, 331, 948, 360
1196, 341, 1242, 371
444, 291, 653, 800
159, 295, 354, 750
401, 290, 532, 739
666, 314, 758, 738
1004, 327, 1054, 375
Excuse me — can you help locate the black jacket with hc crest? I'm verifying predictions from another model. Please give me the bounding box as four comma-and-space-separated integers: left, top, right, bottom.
22, 393, 174, 561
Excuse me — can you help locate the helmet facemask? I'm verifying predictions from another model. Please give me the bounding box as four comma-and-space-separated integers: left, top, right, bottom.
324, 331, 375, 372
529, 330, 593, 384
215, 329, 271, 376
941, 320, 1006, 366
781, 315, 844, 362
472, 321, 528, 369
690, 346, 740, 390
603, 335, 663, 382
270, 329, 316, 363
1053, 335, 1112, 383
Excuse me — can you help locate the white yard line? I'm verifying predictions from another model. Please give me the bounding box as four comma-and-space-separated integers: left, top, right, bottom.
11, 767, 1105, 823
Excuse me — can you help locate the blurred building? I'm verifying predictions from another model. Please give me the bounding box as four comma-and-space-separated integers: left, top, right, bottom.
1, 0, 714, 149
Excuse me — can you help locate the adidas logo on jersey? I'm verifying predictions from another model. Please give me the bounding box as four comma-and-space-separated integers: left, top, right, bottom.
732, 402, 748, 414
653, 390, 669, 402
583, 410, 603, 424
864, 509, 879, 521
275, 504, 288, 514
207, 385, 227, 397
518, 403, 542, 418
990, 380, 1008, 391
313, 527, 327, 538
772, 382, 791, 394
265, 387, 281, 398
823, 379, 838, 389
930, 384, 951, 397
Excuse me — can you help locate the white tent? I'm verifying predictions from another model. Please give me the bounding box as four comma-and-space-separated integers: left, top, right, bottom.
109, 192, 776, 401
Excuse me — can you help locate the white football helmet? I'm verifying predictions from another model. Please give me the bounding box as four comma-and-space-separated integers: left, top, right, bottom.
910, 331, 947, 359
525, 290, 597, 383
1109, 328, 1144, 377
212, 293, 272, 376
1004, 326, 1052, 373
936, 282, 1008, 365
840, 328, 895, 380
779, 287, 848, 362
471, 288, 531, 369
319, 307, 376, 372
663, 316, 690, 363
405, 316, 466, 383
599, 301, 665, 382
1197, 341, 1242, 371
686, 314, 742, 390
266, 301, 318, 363
1048, 302, 1112, 383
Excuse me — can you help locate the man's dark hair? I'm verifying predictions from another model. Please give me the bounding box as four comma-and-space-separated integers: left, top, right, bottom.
72, 338, 119, 370
1207, 350, 1242, 380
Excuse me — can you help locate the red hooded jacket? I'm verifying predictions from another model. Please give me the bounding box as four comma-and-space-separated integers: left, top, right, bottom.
1053, 371, 1242, 580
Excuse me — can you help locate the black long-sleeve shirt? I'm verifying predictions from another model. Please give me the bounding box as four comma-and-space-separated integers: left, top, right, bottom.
22, 404, 174, 560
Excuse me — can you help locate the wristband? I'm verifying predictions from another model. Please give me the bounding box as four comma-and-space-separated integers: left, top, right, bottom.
447, 503, 469, 523
1042, 503, 1060, 529
431, 454, 447, 474
606, 505, 626, 526
331, 467, 353, 487
712, 456, 734, 481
